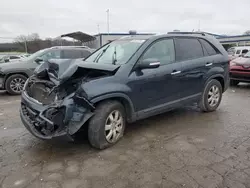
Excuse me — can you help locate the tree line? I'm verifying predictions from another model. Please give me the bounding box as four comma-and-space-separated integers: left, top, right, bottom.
0, 33, 81, 53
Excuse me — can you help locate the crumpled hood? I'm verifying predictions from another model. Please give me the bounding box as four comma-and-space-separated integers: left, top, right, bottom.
233, 57, 250, 65
34, 59, 120, 85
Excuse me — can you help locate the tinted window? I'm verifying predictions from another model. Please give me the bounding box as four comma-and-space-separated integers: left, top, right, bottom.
242, 49, 248, 54
236, 50, 241, 54
63, 49, 85, 59
9, 56, 20, 59
175, 38, 203, 61
199, 39, 217, 56
142, 39, 175, 65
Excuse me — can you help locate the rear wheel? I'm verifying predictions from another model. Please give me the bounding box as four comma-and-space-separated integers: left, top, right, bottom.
199, 79, 222, 112
230, 80, 239, 86
5, 74, 27, 95
88, 100, 126, 149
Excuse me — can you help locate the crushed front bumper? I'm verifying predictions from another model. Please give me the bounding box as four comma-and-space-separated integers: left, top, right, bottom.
20, 91, 94, 140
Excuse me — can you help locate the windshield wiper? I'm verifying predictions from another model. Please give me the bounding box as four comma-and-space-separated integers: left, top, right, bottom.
94, 45, 110, 63
112, 46, 117, 65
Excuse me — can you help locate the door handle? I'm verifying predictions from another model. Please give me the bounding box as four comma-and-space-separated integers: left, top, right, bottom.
171, 70, 181, 75
205, 62, 213, 67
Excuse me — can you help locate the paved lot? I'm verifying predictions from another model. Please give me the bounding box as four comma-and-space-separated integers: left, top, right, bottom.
0, 85, 250, 188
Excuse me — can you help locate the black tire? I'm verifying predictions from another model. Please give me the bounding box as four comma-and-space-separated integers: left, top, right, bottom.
230, 80, 239, 86
199, 79, 222, 112
88, 100, 126, 149
5, 74, 27, 95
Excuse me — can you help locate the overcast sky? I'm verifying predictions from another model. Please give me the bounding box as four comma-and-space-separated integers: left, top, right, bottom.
0, 0, 249, 41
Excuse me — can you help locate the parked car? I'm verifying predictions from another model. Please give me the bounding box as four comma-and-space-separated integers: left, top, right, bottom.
0, 46, 93, 95
229, 51, 250, 85
20, 32, 229, 149
0, 55, 22, 63
227, 46, 250, 61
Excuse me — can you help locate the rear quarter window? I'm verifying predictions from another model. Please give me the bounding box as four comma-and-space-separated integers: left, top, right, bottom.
199, 39, 218, 56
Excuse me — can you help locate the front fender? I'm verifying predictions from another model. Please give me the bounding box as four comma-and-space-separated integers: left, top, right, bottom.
90, 92, 136, 122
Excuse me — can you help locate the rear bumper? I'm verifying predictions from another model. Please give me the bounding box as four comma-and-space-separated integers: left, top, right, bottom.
20, 91, 94, 140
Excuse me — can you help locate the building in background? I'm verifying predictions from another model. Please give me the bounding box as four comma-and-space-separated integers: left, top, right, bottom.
60, 31, 250, 51
87, 32, 155, 49
60, 31, 154, 49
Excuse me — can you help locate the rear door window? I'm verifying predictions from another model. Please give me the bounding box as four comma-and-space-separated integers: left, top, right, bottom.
175, 38, 203, 61
199, 39, 218, 56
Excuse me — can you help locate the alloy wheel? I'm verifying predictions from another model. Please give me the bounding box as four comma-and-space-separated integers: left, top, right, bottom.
10, 77, 26, 93
208, 85, 220, 107
105, 110, 124, 143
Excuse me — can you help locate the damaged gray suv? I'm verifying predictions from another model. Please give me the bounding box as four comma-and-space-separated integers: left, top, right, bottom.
20, 33, 229, 149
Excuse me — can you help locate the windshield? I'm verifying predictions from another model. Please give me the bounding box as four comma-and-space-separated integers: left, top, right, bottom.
24, 48, 49, 61
85, 39, 145, 65
227, 48, 235, 55
244, 51, 250, 57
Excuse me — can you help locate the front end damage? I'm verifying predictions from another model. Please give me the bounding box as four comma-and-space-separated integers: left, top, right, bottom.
20, 59, 119, 139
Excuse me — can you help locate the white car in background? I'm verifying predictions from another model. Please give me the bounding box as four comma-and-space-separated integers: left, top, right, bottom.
228, 46, 250, 60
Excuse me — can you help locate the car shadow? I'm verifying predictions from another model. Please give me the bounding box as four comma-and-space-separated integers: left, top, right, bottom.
31, 107, 197, 153
230, 83, 250, 89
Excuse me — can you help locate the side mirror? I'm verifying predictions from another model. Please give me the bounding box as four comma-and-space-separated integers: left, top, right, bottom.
137, 58, 160, 70
34, 57, 43, 64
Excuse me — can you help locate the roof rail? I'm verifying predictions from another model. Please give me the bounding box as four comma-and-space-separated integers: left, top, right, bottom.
167, 31, 206, 36
51, 45, 92, 49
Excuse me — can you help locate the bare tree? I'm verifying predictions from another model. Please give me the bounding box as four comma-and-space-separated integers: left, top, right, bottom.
243, 30, 250, 35
13, 33, 81, 53
14, 35, 28, 52
14, 33, 41, 53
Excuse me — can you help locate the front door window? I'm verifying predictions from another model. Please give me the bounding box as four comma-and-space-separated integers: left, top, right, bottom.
141, 39, 175, 65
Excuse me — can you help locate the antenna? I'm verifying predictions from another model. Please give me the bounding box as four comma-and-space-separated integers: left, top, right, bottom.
97, 24, 100, 34
106, 9, 110, 35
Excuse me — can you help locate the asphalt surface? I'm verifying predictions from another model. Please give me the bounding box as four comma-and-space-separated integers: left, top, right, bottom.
0, 85, 250, 188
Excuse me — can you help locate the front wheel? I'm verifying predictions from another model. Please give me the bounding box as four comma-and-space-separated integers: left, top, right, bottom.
199, 79, 222, 112
88, 101, 126, 149
5, 74, 27, 95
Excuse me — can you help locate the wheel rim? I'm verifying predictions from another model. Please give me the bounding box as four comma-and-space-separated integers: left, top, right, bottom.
105, 110, 124, 143
208, 85, 220, 107
10, 77, 26, 93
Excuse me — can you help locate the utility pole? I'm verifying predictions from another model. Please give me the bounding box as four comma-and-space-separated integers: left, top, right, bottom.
106, 9, 110, 35
24, 40, 27, 53
97, 24, 100, 34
